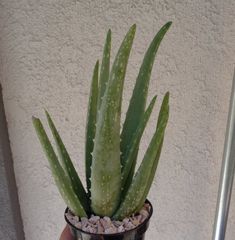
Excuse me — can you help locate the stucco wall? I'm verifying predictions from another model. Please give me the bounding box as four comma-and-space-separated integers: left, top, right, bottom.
0, 1, 234, 239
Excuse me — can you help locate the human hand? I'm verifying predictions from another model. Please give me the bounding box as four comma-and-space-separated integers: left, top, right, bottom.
59, 225, 74, 240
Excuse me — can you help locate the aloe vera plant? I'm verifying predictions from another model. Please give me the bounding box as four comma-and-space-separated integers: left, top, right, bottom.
32, 22, 172, 220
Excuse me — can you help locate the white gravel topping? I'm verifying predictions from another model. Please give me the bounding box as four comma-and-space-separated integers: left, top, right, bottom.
65, 203, 151, 234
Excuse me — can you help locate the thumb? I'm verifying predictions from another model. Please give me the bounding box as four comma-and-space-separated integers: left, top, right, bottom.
60, 225, 74, 240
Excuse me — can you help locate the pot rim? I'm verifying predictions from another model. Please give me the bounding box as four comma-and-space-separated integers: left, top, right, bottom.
64, 199, 153, 237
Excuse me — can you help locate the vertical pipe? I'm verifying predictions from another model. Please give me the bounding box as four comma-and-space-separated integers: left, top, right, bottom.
212, 69, 235, 240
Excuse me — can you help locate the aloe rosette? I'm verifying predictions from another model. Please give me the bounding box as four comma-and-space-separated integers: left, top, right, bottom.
32, 22, 172, 220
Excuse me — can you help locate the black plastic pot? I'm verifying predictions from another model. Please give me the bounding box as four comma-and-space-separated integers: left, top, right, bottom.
64, 200, 153, 240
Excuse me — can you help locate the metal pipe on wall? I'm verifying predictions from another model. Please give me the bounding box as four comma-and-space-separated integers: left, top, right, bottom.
212, 69, 235, 240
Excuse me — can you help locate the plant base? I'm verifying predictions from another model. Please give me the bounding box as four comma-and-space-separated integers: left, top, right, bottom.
64, 199, 153, 240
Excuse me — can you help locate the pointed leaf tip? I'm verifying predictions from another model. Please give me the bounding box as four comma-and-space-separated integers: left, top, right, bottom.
132, 24, 137, 29
161, 22, 172, 31
164, 92, 170, 106
130, 24, 136, 33
166, 21, 172, 27
152, 95, 157, 102
165, 91, 170, 100
44, 109, 49, 117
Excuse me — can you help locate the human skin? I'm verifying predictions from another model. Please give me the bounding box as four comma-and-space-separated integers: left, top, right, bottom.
59, 225, 74, 240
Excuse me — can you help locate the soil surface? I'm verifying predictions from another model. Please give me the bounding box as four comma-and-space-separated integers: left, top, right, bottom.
65, 203, 151, 234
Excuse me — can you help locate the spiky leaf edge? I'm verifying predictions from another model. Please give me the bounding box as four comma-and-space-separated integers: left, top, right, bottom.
32, 117, 87, 217
85, 61, 99, 198
113, 92, 169, 219
120, 22, 172, 169
134, 93, 170, 212
121, 95, 157, 197
90, 24, 136, 216
45, 110, 90, 212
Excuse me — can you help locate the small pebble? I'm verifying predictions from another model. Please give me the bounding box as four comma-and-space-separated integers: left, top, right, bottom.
131, 218, 140, 226
103, 216, 112, 224
113, 221, 123, 227
105, 227, 116, 234
136, 214, 142, 222
100, 218, 112, 229
97, 222, 104, 233
123, 218, 129, 224
89, 215, 100, 224
118, 225, 125, 233
125, 221, 135, 230
81, 217, 88, 227
139, 209, 148, 217
75, 222, 82, 228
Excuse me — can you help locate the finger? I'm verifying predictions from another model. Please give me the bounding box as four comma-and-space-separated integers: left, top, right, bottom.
59, 225, 74, 240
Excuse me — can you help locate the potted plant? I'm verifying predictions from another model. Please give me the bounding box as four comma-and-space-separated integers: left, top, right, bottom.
32, 21, 172, 240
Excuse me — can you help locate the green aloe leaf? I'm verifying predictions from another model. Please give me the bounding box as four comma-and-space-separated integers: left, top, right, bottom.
97, 29, 111, 110
135, 138, 163, 213
45, 110, 90, 212
120, 22, 172, 168
121, 95, 157, 195
134, 93, 169, 212
91, 24, 136, 216
32, 117, 87, 217
121, 149, 137, 199
113, 92, 169, 220
85, 60, 99, 198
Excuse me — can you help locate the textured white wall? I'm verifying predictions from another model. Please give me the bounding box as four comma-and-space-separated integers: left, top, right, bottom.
0, 1, 234, 239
